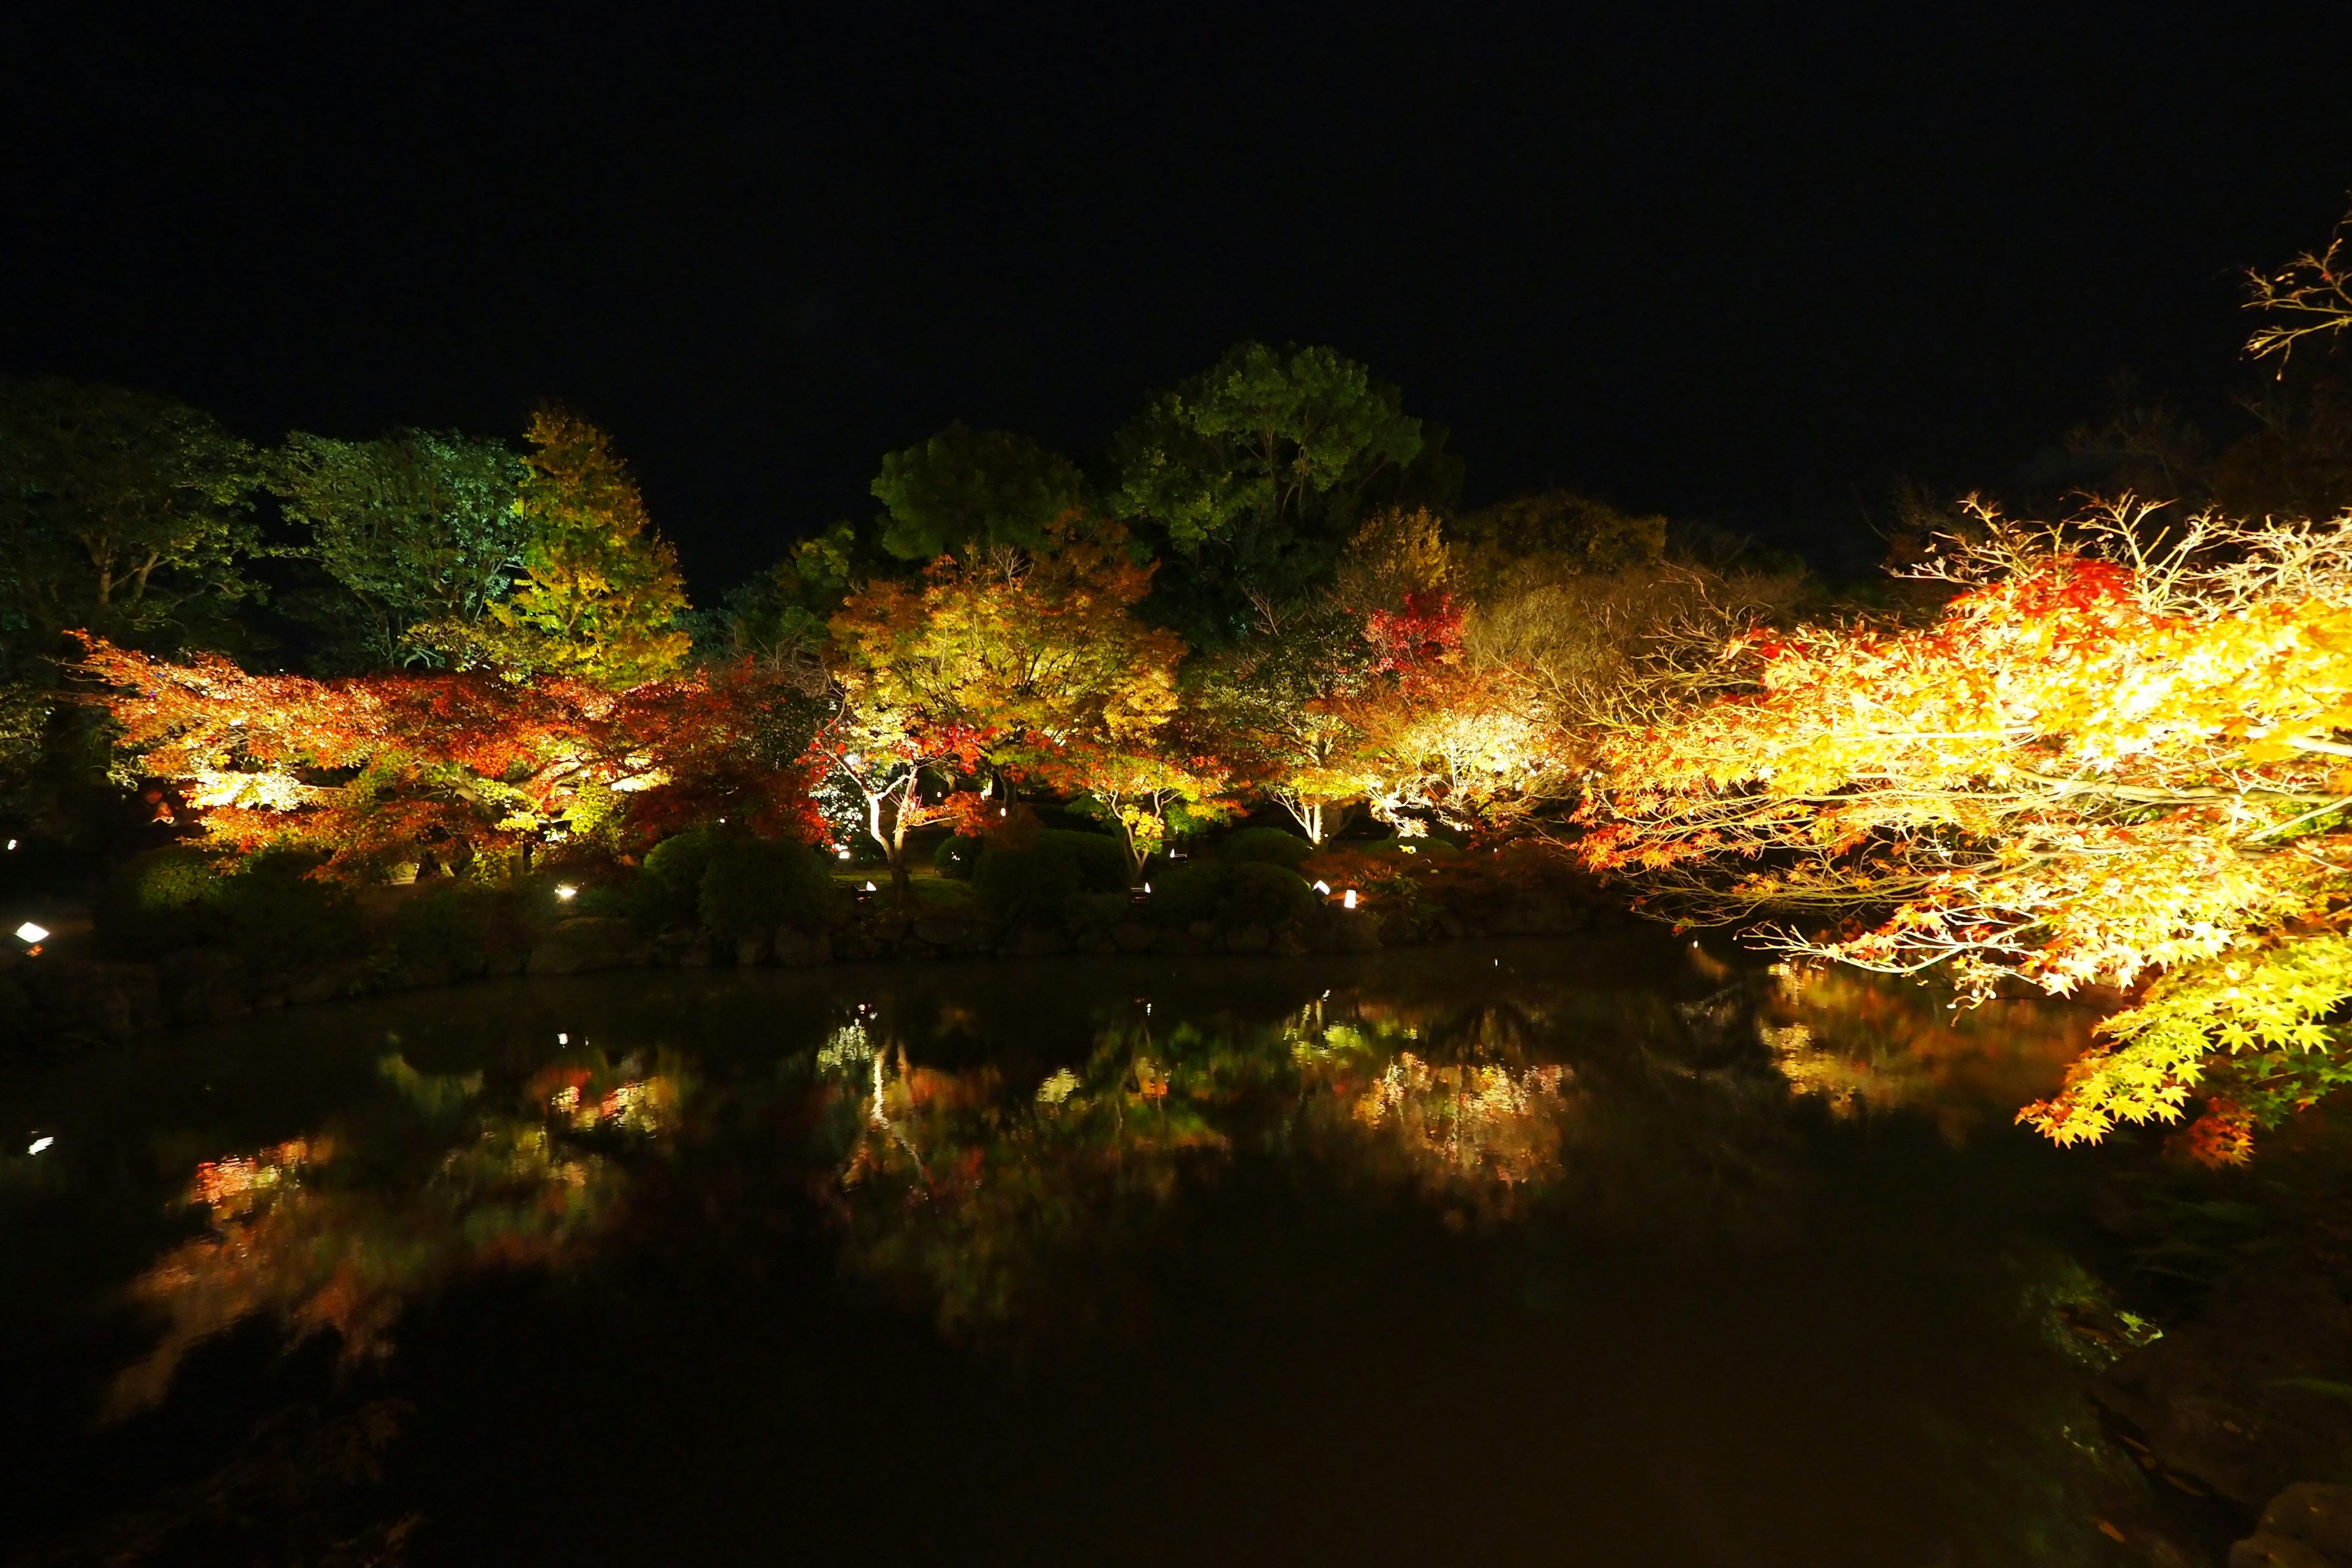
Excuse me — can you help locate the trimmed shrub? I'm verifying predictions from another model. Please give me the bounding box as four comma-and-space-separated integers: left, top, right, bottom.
699, 837, 835, 939
974, 829, 1129, 919
1067, 891, 1131, 941
97, 846, 228, 954
396, 881, 525, 974
1219, 826, 1311, 869
214, 849, 361, 973
1144, 861, 1226, 927
934, 834, 981, 880
642, 827, 724, 927
1141, 859, 1316, 929
1216, 861, 1317, 927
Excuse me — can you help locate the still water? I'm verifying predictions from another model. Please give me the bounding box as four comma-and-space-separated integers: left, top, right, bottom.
2, 931, 2152, 1565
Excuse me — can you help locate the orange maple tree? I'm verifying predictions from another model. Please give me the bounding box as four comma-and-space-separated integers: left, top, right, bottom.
76, 634, 819, 876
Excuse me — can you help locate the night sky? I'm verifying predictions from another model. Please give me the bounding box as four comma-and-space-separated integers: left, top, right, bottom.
7, 5, 2352, 591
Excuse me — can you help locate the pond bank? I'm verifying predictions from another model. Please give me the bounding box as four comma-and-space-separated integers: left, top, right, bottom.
0, 875, 1608, 1065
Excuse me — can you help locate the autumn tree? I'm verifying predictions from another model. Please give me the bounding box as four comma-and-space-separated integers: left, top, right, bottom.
271, 429, 529, 671
75, 633, 813, 878
1578, 499, 2352, 1159
824, 520, 1184, 899
428, 410, 690, 688
1455, 490, 1807, 737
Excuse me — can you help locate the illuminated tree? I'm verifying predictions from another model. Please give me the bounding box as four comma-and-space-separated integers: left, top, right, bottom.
271, 428, 528, 669
1579, 499, 2352, 1157
2245, 204, 2352, 367
75, 635, 815, 876
1028, 733, 1231, 883
825, 520, 1185, 899
429, 409, 690, 688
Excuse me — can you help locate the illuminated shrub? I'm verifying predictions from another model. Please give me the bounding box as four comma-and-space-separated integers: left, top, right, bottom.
641, 828, 723, 927
97, 846, 228, 953
933, 834, 981, 880
1218, 826, 1311, 869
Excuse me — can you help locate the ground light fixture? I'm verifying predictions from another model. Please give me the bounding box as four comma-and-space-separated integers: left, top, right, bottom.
27, 1136, 53, 1155
14, 920, 49, 944
1343, 889, 1358, 910
554, 884, 578, 901
1314, 880, 1330, 895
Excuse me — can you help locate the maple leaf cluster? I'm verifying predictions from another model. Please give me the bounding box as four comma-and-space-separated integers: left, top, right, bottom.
75, 633, 820, 877
1580, 501, 2352, 1156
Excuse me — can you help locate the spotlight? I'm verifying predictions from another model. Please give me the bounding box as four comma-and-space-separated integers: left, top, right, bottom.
1343, 889, 1358, 910
13, 921, 48, 944
554, 884, 578, 902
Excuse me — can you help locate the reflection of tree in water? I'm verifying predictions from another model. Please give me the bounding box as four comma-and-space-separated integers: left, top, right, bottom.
1352, 1053, 1572, 1200
1289, 992, 1578, 1219
823, 978, 1817, 1324
1754, 962, 2097, 1140
823, 1012, 1243, 1328
110, 1052, 684, 1417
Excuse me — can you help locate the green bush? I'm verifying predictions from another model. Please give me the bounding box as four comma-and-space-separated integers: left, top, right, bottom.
974, 829, 1129, 919
214, 849, 361, 973
1218, 861, 1317, 927
1219, 826, 1311, 869
96, 845, 228, 954
1143, 861, 1226, 927
1067, 890, 1131, 941
1141, 860, 1316, 929
395, 881, 524, 974
934, 834, 981, 880
699, 837, 836, 939
642, 827, 724, 927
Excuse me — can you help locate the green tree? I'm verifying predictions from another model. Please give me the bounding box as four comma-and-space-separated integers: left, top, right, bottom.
709, 520, 862, 671
428, 409, 691, 688
1110, 342, 1427, 638
271, 429, 528, 670
871, 423, 1090, 562
0, 377, 264, 664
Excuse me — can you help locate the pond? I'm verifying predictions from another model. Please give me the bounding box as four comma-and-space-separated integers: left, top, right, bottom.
1, 930, 2162, 1566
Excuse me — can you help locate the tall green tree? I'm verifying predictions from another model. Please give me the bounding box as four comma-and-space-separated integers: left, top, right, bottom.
0, 377, 264, 666
425, 409, 690, 688
271, 429, 528, 670
870, 421, 1090, 562
1110, 342, 1428, 638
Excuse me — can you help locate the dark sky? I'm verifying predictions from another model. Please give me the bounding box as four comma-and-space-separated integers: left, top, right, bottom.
6, 4, 2352, 590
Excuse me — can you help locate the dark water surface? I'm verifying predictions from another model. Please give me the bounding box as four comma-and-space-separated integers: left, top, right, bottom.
2, 932, 2154, 1566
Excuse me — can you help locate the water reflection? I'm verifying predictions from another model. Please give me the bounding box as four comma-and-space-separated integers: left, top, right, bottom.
7, 938, 2147, 1567
100, 950, 2099, 1378
108, 1050, 685, 1415
1756, 961, 2097, 1139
